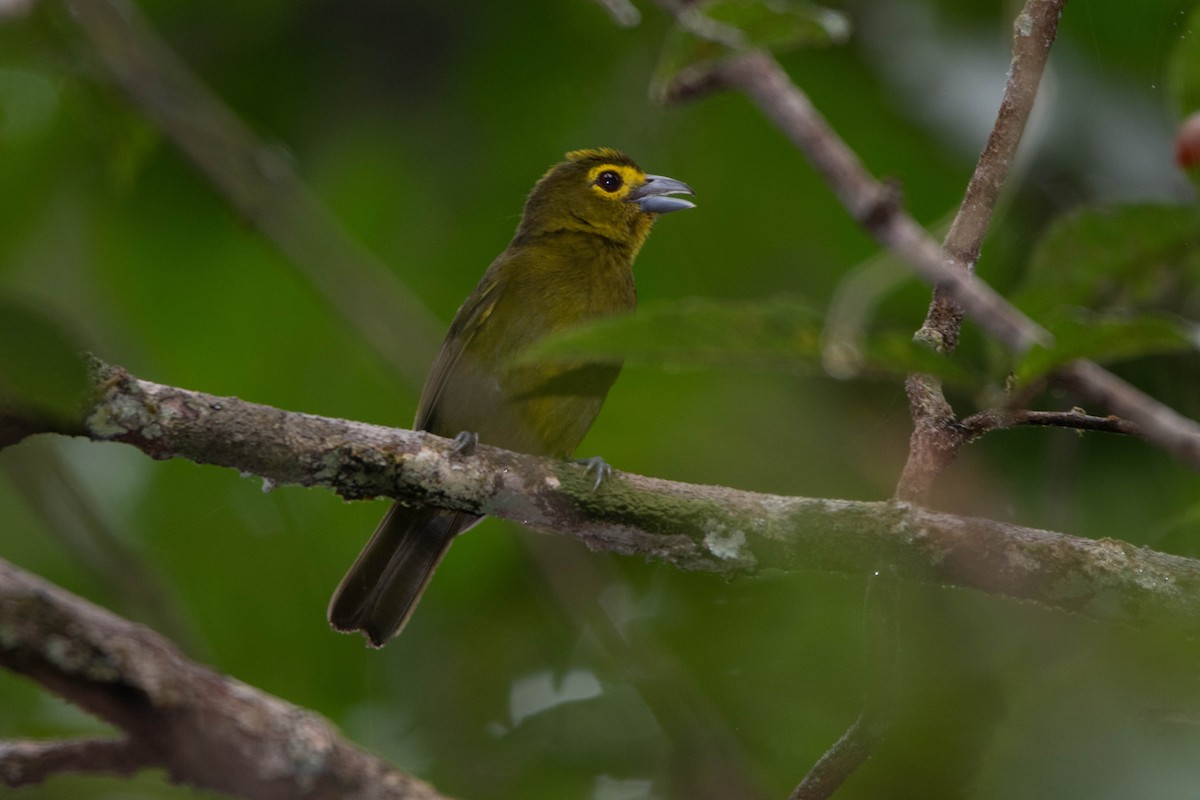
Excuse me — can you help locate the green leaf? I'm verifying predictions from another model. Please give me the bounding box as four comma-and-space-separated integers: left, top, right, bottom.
1014, 204, 1200, 320
518, 296, 979, 387
1015, 310, 1197, 383
651, 0, 850, 102
0, 297, 89, 423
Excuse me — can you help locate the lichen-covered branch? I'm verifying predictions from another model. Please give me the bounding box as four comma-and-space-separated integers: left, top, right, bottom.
5, 358, 1199, 635
0, 558, 449, 800
6, 359, 1200, 795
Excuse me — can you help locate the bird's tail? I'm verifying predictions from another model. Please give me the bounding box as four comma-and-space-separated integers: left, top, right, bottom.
328, 503, 481, 646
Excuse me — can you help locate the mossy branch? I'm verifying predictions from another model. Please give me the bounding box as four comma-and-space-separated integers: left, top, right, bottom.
6, 357, 1199, 634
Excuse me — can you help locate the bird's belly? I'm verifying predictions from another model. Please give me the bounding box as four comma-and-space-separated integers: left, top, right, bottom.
428, 361, 617, 459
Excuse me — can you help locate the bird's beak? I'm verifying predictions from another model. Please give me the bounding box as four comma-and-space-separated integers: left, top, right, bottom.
628, 174, 696, 214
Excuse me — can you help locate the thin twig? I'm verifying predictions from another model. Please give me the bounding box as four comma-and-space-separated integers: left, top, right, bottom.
790, 714, 877, 800
924, 0, 1068, 350
1060, 360, 1200, 464
960, 408, 1142, 440
709, 51, 1049, 355
790, 572, 899, 800
898, 0, 1067, 501
0, 738, 149, 787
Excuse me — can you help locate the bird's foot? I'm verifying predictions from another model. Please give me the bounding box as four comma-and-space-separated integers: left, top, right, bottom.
573, 455, 613, 492
451, 431, 479, 457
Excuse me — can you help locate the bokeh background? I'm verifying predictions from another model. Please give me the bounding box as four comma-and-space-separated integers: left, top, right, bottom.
4, 1, 1200, 798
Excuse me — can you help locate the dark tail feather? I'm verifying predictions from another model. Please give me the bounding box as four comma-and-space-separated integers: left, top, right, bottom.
328, 503, 481, 646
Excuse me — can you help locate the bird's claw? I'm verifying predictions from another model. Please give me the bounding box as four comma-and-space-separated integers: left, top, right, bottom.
451, 431, 479, 457
574, 456, 613, 492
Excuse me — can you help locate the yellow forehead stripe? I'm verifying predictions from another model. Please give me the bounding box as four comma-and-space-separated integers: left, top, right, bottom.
586, 163, 644, 200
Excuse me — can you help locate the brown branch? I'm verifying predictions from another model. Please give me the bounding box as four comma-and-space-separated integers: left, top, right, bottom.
7, 358, 1200, 634
886, 403, 1141, 509
790, 713, 876, 800
694, 50, 1049, 356
0, 737, 150, 786
899, 0, 1066, 501
927, 0, 1067, 349
960, 407, 1142, 440
1060, 360, 1200, 465
790, 572, 899, 800
7, 359, 1200, 793
0, 558, 450, 800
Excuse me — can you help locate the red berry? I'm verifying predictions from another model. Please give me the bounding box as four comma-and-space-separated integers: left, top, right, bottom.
1175, 111, 1200, 169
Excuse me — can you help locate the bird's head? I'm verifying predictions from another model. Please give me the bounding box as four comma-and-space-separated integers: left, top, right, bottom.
517, 148, 694, 251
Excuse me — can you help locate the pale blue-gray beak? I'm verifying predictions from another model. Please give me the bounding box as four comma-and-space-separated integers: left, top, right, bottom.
628, 174, 696, 214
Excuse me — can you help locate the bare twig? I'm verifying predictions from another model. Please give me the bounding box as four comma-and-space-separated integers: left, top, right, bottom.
708, 50, 1049, 355
0, 558, 449, 800
898, 0, 1066, 501
960, 407, 1141, 440
925, 0, 1067, 349
790, 572, 899, 800
1060, 360, 1200, 465
0, 738, 150, 786
790, 714, 877, 800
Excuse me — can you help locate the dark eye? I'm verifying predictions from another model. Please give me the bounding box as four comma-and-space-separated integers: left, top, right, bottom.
596, 170, 623, 193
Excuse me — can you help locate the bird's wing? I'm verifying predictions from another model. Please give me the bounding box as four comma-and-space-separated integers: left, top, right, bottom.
413, 270, 504, 431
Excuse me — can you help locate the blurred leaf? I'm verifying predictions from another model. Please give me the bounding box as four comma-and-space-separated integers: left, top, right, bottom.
0, 67, 60, 143
651, 0, 850, 100
858, 330, 979, 386
1015, 310, 1197, 383
1168, 4, 1200, 118
700, 0, 850, 50
1014, 204, 1200, 319
0, 297, 88, 422
519, 295, 978, 386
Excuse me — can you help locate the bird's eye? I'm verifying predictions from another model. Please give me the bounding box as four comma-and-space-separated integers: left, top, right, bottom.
595, 170, 623, 193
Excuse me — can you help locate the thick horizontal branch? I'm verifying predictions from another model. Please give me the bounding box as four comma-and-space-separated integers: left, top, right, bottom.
0, 557, 449, 800
6, 359, 1194, 635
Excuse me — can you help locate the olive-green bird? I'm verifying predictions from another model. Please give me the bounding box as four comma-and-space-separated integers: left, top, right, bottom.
328, 148, 694, 646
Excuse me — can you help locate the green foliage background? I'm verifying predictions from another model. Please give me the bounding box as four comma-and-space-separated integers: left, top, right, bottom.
3, 1, 1200, 798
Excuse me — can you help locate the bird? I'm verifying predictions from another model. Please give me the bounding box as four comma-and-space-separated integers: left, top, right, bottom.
327, 148, 695, 647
